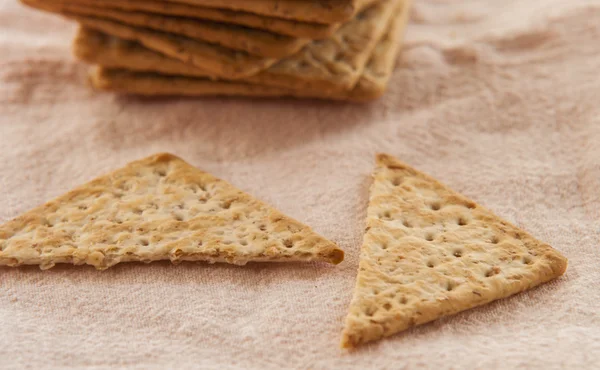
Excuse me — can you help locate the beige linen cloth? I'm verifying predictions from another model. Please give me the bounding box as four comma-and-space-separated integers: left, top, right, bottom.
1, 0, 599, 369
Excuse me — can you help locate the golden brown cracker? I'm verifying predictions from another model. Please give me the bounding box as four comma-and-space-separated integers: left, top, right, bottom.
79, 0, 410, 100
340, 154, 567, 347
0, 153, 344, 270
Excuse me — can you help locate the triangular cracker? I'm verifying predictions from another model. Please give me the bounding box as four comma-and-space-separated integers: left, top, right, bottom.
0, 153, 344, 270
341, 154, 568, 347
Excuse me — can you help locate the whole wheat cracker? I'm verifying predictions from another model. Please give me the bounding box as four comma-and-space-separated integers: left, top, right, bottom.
83, 2, 409, 102
20, 0, 276, 79
79, 0, 409, 100
24, 0, 339, 39
24, 0, 310, 59
0, 153, 344, 270
164, 0, 364, 24
340, 154, 568, 348
66, 0, 399, 89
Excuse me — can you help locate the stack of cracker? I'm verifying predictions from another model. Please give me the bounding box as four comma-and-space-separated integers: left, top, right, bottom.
21, 0, 411, 102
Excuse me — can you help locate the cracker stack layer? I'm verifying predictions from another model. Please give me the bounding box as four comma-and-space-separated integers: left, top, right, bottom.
0, 153, 344, 270
341, 154, 568, 347
20, 0, 411, 101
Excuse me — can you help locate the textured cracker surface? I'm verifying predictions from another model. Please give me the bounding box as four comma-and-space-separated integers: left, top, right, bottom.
0, 153, 344, 270
25, 0, 310, 59
78, 0, 406, 94
163, 0, 362, 24
24, 0, 339, 39
20, 0, 276, 79
340, 154, 568, 347
84, 2, 409, 102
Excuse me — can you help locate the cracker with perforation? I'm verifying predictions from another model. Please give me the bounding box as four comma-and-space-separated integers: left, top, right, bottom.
0, 153, 344, 270
24, 0, 339, 39
164, 0, 366, 24
81, 0, 409, 101
20, 0, 276, 79
23, 0, 310, 59
341, 154, 568, 347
